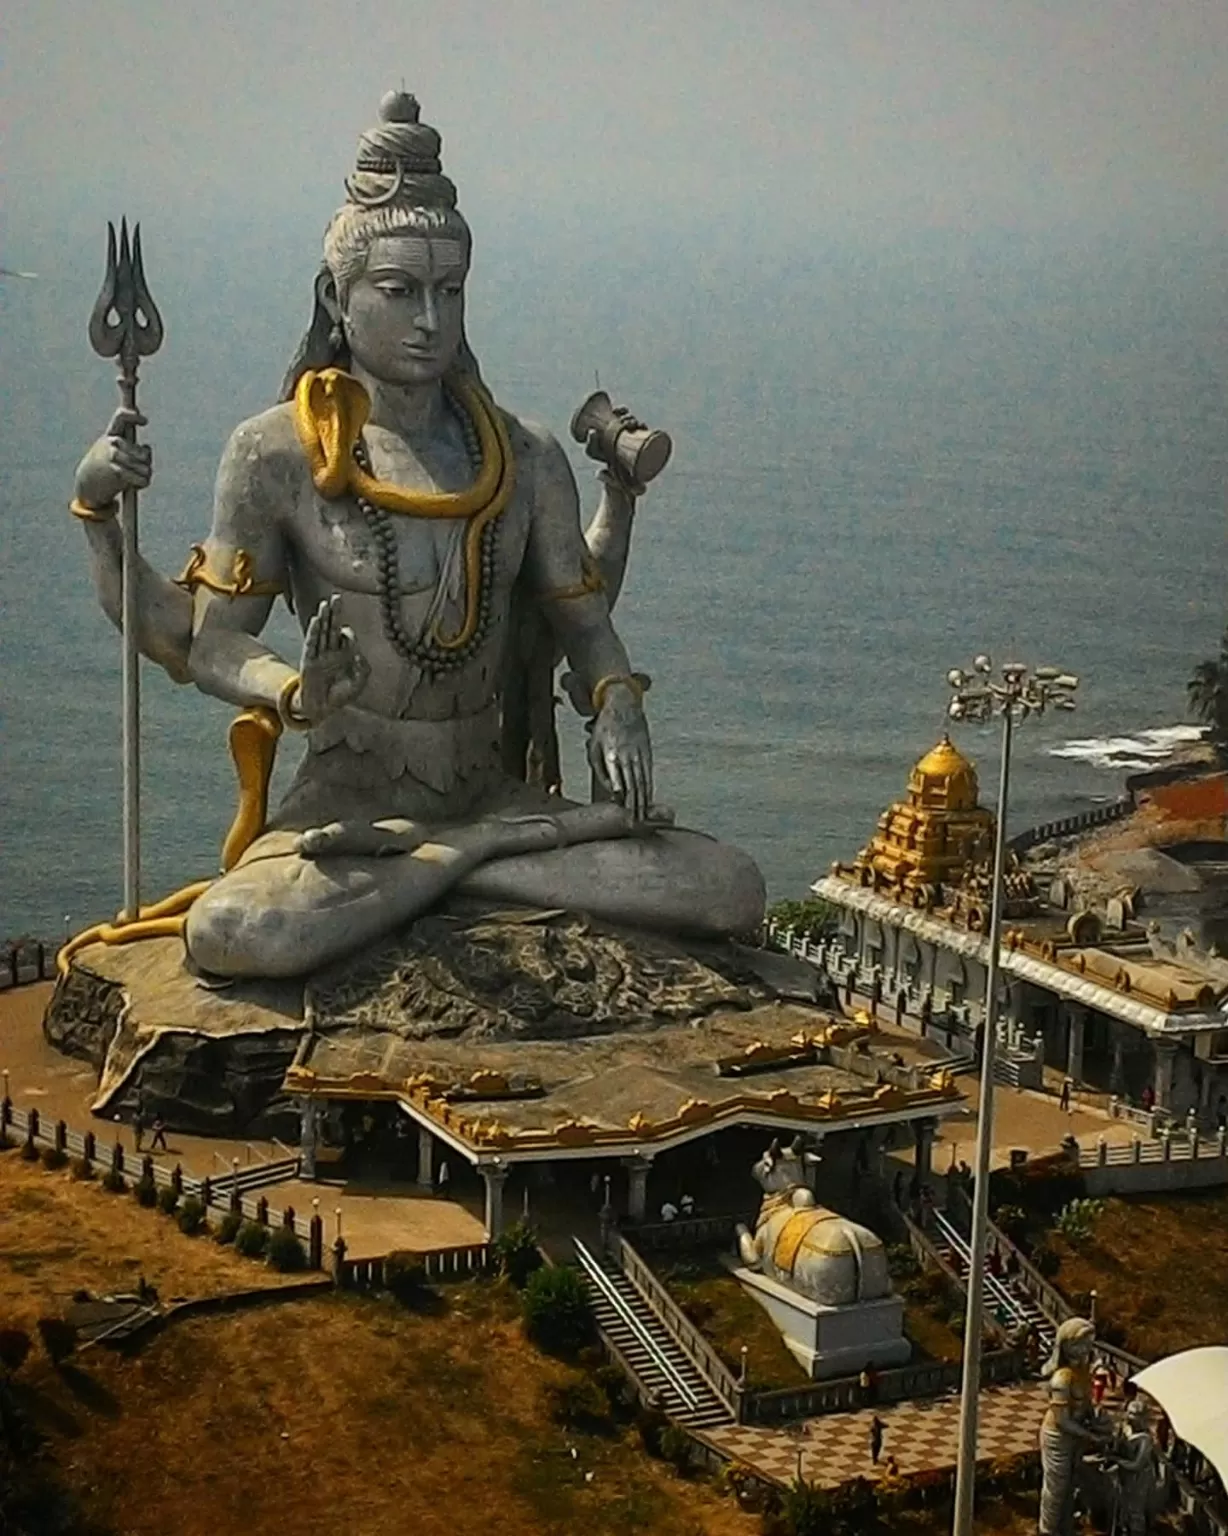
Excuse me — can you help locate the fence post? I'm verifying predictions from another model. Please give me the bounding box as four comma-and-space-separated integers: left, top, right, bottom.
1220, 1127, 1228, 1159
1132, 1137, 1142, 1164
1097, 1138, 1107, 1167
83, 1130, 95, 1172
256, 1196, 269, 1227
282, 1205, 296, 1231
36, 942, 46, 979
1162, 1131, 1172, 1162
7, 949, 17, 988
331, 1234, 348, 1285
171, 1163, 183, 1195
112, 1141, 124, 1176
309, 1213, 324, 1270
201, 1174, 213, 1207
142, 1153, 155, 1182
1, 1096, 10, 1132
54, 1119, 67, 1154
29, 1107, 40, 1142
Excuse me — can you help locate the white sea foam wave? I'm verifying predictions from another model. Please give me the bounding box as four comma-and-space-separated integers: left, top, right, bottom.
1047, 724, 1204, 772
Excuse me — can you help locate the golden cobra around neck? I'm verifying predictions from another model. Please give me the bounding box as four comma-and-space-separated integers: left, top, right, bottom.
293, 366, 516, 651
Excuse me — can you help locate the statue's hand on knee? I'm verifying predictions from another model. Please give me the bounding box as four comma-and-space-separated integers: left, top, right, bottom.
298, 819, 425, 860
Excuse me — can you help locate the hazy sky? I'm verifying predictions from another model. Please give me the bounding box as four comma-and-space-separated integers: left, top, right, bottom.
5, 0, 1228, 250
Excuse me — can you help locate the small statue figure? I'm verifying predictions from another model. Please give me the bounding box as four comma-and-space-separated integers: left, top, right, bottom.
735, 1137, 893, 1306
1106, 1396, 1160, 1536
69, 89, 765, 980
1038, 1317, 1113, 1536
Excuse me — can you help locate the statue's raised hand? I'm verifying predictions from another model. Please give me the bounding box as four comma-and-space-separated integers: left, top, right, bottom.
295, 595, 370, 724
588, 683, 654, 823
73, 407, 152, 512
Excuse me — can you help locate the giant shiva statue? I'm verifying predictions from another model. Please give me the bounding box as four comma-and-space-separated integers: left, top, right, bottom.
69, 90, 764, 980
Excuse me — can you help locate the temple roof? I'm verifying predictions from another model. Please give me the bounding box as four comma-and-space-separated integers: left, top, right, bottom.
909, 734, 979, 812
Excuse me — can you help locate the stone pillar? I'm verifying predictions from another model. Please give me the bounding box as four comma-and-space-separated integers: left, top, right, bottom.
481, 1163, 510, 1239
623, 1154, 653, 1222
1109, 1030, 1126, 1097
299, 1097, 318, 1181
1065, 1004, 1087, 1085
913, 1118, 936, 1186
1153, 1039, 1178, 1111
416, 1124, 434, 1191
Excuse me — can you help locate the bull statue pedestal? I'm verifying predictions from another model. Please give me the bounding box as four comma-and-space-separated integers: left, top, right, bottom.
732, 1136, 910, 1380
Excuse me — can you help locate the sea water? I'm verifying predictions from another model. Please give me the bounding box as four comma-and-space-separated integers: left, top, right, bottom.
1, 225, 1225, 937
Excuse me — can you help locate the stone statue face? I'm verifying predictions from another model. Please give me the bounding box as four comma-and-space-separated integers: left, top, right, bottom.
339, 234, 468, 385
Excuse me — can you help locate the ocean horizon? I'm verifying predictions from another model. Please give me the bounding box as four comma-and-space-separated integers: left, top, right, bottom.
1, 223, 1225, 939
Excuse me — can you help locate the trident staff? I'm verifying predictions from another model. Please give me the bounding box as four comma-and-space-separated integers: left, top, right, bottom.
86, 221, 164, 922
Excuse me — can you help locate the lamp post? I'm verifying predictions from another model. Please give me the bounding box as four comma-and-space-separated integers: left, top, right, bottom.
948, 656, 1077, 1536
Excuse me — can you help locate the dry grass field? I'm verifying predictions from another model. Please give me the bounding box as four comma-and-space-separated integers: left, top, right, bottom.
0, 1146, 759, 1536
1048, 1186, 1228, 1361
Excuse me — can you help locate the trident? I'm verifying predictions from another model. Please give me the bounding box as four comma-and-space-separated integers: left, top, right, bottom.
88, 220, 164, 923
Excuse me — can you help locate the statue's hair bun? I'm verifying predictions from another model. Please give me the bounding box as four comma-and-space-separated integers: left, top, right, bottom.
345, 90, 457, 211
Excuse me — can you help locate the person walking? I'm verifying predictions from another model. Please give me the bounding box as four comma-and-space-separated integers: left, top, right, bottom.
869, 1414, 886, 1464
1059, 1077, 1072, 1113
132, 1099, 146, 1153
149, 1116, 168, 1153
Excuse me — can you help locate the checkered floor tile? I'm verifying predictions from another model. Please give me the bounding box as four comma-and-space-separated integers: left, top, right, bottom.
702, 1381, 1048, 1488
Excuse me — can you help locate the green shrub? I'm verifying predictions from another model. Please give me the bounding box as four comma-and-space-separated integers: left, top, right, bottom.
0, 1327, 32, 1375
992, 1203, 1029, 1244
521, 1265, 595, 1357
635, 1403, 668, 1456
658, 1423, 693, 1473
267, 1226, 307, 1272
19, 1140, 40, 1162
1032, 1243, 1061, 1278
1054, 1198, 1105, 1247
70, 1156, 95, 1182
492, 1221, 544, 1289
40, 1146, 68, 1171
886, 1243, 921, 1280
101, 1169, 127, 1194
215, 1210, 242, 1245
544, 1375, 611, 1432
234, 1220, 270, 1259
383, 1250, 430, 1305
774, 1475, 830, 1536
593, 1362, 632, 1413
156, 1184, 180, 1217
177, 1196, 206, 1235
766, 897, 839, 941
36, 1317, 77, 1367
134, 1174, 158, 1208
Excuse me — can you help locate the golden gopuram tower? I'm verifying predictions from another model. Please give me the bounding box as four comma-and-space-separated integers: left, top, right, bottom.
843, 735, 995, 903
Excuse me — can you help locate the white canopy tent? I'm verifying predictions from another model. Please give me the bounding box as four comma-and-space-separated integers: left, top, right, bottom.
1133, 1347, 1228, 1484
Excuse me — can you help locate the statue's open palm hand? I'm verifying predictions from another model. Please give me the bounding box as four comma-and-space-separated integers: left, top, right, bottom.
589, 692, 654, 822
298, 596, 370, 723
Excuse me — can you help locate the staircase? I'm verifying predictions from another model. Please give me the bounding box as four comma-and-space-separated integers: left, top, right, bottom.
573, 1239, 732, 1430
929, 1209, 1054, 1355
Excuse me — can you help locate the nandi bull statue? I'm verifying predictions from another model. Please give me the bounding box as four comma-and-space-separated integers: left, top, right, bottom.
736, 1136, 893, 1307
734, 1137, 910, 1377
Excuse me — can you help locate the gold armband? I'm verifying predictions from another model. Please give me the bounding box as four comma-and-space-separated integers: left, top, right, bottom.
591, 673, 645, 714
175, 544, 284, 599
69, 497, 118, 523
276, 673, 311, 732
539, 553, 606, 603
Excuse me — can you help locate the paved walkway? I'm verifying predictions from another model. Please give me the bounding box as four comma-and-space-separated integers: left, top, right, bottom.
703, 1380, 1048, 1487
277, 1177, 486, 1260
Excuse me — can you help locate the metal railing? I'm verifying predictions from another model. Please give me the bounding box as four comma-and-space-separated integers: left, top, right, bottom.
614, 1235, 742, 1416
931, 1208, 1033, 1333
574, 1238, 700, 1411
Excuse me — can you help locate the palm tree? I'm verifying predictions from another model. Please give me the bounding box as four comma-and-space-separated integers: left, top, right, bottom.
1188, 623, 1228, 758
